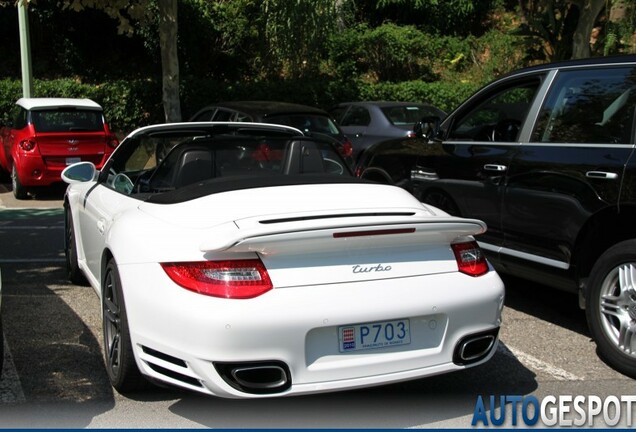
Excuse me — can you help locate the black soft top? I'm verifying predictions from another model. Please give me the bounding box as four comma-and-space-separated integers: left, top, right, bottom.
145, 174, 374, 204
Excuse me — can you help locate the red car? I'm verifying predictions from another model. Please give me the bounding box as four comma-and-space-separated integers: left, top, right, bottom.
0, 98, 119, 199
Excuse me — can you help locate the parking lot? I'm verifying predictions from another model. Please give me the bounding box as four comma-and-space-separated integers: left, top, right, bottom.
0, 182, 633, 428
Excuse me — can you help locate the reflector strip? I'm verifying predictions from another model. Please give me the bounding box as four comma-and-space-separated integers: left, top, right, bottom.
333, 228, 415, 238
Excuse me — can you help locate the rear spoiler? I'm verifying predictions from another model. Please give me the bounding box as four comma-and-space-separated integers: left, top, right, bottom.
199, 213, 486, 254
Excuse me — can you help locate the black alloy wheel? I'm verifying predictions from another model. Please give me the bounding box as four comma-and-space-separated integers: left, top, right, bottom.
0, 316, 4, 379
102, 259, 145, 393
586, 240, 636, 379
422, 190, 461, 216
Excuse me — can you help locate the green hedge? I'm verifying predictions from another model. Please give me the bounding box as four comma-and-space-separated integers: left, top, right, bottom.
1, 77, 481, 134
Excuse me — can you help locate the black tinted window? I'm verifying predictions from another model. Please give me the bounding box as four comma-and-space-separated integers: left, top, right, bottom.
532, 66, 636, 144
13, 107, 27, 129
448, 80, 540, 142
104, 130, 350, 196
31, 109, 104, 132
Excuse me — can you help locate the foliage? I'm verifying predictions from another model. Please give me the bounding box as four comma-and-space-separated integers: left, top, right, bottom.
258, 0, 346, 78
356, 0, 503, 36
357, 79, 481, 113
0, 78, 161, 133
3, 0, 630, 132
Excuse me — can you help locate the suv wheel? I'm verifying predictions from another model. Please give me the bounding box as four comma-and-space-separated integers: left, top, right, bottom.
11, 165, 28, 200
586, 240, 636, 378
422, 190, 461, 216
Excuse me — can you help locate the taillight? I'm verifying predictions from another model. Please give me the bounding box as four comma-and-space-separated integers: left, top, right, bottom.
107, 136, 119, 149
406, 131, 417, 138
161, 259, 273, 299
451, 241, 488, 277
19, 139, 36, 151
340, 139, 353, 158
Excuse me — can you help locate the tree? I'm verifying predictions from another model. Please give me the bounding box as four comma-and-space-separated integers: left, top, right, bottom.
570, 0, 605, 58
517, 0, 620, 61
66, 0, 181, 122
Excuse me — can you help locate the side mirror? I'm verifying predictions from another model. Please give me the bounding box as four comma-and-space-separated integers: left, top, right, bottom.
414, 116, 441, 140
62, 161, 97, 184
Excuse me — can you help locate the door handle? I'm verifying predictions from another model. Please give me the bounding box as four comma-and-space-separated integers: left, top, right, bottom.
97, 219, 106, 235
586, 171, 618, 180
483, 164, 507, 172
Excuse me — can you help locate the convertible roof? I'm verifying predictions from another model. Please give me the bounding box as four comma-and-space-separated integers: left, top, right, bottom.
16, 98, 103, 111
146, 174, 373, 205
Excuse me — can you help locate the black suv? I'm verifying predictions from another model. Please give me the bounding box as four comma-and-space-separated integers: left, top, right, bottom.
358, 55, 636, 378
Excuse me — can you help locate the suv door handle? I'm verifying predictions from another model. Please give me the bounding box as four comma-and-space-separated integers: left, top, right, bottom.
483, 164, 507, 172
586, 171, 618, 180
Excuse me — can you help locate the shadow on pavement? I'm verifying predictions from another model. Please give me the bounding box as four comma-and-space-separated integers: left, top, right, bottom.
0, 264, 114, 427
0, 181, 67, 202
501, 274, 589, 337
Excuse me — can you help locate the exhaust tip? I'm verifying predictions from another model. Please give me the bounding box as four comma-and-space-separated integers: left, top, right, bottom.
214, 361, 291, 394
453, 328, 499, 366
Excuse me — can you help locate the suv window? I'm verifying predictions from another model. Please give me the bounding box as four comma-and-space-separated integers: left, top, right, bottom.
448, 80, 541, 142
532, 66, 636, 144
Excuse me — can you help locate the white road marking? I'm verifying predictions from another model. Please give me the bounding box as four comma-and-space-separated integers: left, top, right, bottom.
498, 343, 584, 381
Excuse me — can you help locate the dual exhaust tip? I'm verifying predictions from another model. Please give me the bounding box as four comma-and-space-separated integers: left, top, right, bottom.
214, 361, 291, 395
215, 328, 499, 395
453, 328, 499, 366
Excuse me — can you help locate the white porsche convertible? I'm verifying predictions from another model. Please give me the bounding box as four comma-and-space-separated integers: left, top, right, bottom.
62, 122, 504, 398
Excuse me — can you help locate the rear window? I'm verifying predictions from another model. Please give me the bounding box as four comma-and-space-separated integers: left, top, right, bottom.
265, 114, 341, 136
381, 105, 441, 125
31, 109, 104, 133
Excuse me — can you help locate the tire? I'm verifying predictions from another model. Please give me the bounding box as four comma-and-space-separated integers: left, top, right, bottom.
422, 190, 461, 216
0, 316, 4, 379
11, 165, 28, 200
65, 208, 88, 285
586, 240, 636, 379
102, 259, 146, 393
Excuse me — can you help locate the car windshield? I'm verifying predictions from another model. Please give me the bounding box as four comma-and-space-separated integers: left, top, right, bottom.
380, 105, 441, 126
31, 109, 104, 132
102, 126, 352, 200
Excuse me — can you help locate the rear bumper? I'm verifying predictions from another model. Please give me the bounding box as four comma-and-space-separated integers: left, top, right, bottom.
119, 263, 505, 398
14, 153, 108, 187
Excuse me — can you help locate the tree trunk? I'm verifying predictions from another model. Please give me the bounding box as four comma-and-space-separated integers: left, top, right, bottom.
158, 0, 181, 122
571, 0, 606, 59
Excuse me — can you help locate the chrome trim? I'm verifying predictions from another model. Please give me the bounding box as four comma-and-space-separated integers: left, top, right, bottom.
444, 140, 634, 149
478, 241, 570, 270
586, 171, 619, 180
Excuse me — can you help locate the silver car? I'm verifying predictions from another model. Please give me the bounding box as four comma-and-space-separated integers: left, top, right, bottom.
330, 101, 445, 164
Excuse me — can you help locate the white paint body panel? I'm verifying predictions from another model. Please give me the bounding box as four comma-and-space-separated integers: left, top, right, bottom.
65, 160, 505, 398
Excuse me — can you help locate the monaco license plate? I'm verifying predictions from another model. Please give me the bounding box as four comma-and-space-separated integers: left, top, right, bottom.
65, 157, 81, 165
338, 319, 410, 353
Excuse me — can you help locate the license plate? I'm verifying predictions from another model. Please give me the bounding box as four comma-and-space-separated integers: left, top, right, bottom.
66, 157, 81, 165
338, 319, 410, 352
